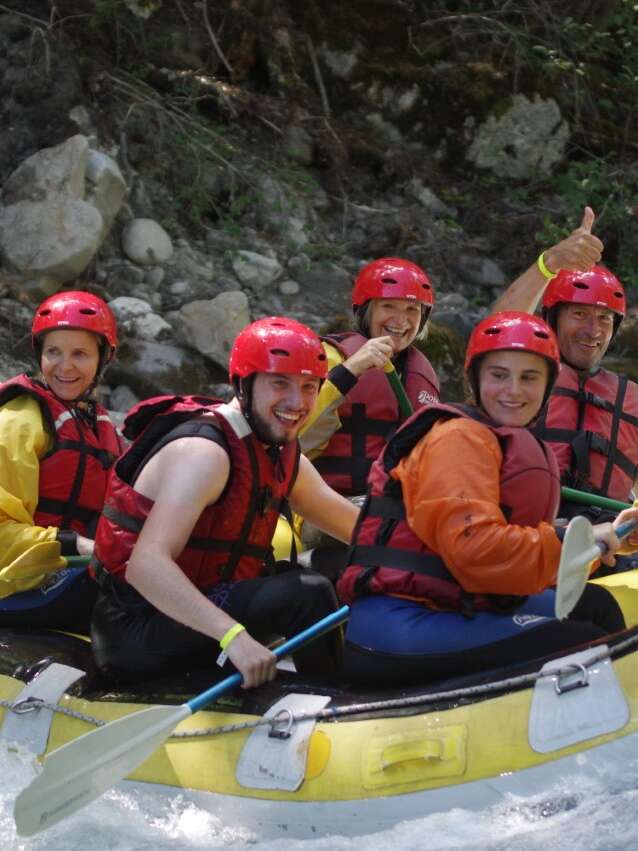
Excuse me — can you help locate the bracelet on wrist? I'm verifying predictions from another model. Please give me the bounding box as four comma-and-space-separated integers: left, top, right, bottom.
537, 251, 557, 281
56, 529, 79, 557
217, 622, 246, 667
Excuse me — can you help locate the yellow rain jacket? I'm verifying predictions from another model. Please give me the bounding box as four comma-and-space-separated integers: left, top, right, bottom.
0, 396, 65, 597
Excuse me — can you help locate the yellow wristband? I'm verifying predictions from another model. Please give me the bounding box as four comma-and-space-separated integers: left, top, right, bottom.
219, 622, 245, 650
537, 251, 557, 281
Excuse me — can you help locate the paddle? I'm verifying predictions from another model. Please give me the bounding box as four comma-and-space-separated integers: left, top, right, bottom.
554, 517, 638, 620
560, 486, 631, 514
383, 361, 413, 419
65, 555, 90, 568
13, 604, 350, 837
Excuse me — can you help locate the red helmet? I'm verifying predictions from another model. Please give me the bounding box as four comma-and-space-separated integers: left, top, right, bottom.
542, 266, 625, 338
32, 290, 118, 362
229, 317, 328, 382
352, 258, 434, 310
465, 311, 560, 374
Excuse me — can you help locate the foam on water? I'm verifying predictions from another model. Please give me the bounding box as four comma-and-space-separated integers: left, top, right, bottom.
3, 745, 637, 851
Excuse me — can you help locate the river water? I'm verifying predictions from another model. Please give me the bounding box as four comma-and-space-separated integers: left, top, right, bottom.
3, 745, 638, 851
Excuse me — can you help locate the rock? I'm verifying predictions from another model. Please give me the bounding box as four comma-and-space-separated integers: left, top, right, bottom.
2, 134, 88, 205
407, 179, 456, 219
454, 253, 507, 288
108, 296, 171, 341
255, 261, 352, 329
177, 291, 250, 366
0, 198, 102, 282
144, 267, 165, 288
279, 279, 300, 295
232, 250, 283, 289
122, 218, 173, 265
124, 0, 162, 19
321, 45, 360, 79
109, 384, 140, 414
85, 150, 127, 241
466, 95, 569, 180
106, 338, 221, 398
68, 106, 96, 139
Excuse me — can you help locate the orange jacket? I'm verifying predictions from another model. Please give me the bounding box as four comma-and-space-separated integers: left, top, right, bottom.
391, 417, 562, 596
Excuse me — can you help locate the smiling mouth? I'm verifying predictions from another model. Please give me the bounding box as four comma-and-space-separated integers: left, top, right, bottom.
273, 409, 303, 425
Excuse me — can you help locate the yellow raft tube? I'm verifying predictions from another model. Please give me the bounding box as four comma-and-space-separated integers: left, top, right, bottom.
2, 573, 638, 839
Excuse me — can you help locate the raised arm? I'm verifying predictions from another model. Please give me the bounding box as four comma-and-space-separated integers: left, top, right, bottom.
491, 207, 603, 314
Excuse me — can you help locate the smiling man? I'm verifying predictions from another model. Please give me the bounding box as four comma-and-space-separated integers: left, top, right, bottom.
534, 266, 638, 518
492, 209, 638, 534
89, 317, 359, 685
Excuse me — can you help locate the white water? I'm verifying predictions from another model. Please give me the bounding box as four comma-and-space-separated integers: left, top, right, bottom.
3, 747, 638, 851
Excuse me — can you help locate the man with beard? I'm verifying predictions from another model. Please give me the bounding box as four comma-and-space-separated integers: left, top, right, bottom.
89, 317, 358, 685
493, 208, 638, 556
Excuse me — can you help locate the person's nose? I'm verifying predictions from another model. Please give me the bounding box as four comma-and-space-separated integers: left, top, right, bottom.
507, 376, 523, 396
583, 314, 600, 337
57, 354, 74, 372
285, 384, 303, 408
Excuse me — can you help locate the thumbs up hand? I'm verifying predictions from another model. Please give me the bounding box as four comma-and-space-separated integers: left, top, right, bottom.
542, 206, 603, 277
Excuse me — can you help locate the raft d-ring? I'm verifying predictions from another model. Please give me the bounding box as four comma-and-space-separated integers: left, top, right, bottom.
268, 707, 294, 740
554, 662, 590, 695
11, 696, 45, 715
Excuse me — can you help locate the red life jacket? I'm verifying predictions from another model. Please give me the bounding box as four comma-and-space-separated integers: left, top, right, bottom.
534, 363, 638, 502
92, 395, 300, 591
313, 332, 440, 495
337, 403, 560, 614
0, 375, 123, 535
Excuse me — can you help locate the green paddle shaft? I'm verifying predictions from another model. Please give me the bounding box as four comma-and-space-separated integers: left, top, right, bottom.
383, 362, 413, 419
65, 555, 90, 568
561, 486, 631, 513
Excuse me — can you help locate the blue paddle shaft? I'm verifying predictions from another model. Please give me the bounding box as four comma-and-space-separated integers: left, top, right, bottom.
597, 518, 638, 555
187, 605, 350, 713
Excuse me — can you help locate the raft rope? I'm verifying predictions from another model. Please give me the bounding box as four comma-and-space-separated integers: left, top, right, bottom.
3, 631, 638, 738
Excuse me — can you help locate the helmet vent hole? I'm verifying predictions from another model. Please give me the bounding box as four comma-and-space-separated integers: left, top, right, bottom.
534, 330, 550, 339
484, 327, 501, 336
573, 282, 589, 291
269, 348, 289, 357
380, 276, 398, 285
39, 309, 51, 316
79, 308, 97, 315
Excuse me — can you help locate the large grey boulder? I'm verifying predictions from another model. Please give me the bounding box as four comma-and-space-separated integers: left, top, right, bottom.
106, 339, 220, 398
176, 291, 250, 366
0, 198, 102, 282
467, 95, 569, 180
2, 134, 89, 205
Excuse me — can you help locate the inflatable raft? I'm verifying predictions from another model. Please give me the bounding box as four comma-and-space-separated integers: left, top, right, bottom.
3, 573, 638, 840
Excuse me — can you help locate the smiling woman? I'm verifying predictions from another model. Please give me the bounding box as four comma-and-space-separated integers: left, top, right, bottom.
0, 290, 124, 632
300, 258, 439, 497
337, 311, 638, 687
